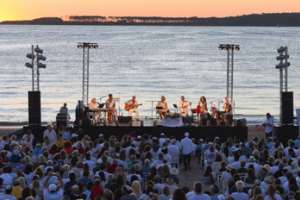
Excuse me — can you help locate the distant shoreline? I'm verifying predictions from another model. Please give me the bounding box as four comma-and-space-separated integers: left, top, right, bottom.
2, 12, 300, 27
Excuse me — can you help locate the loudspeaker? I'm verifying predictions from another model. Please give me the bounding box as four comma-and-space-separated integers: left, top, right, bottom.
281, 92, 293, 125
28, 91, 41, 126
118, 116, 132, 123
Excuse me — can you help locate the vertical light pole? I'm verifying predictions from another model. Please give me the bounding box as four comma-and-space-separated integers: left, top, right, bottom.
25, 45, 47, 91
35, 45, 47, 91
25, 45, 47, 134
26, 45, 35, 91
276, 46, 290, 124
219, 44, 240, 104
77, 42, 99, 106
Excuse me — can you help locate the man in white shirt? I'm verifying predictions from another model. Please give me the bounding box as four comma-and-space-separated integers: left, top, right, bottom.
181, 132, 194, 171
43, 125, 57, 148
168, 139, 180, 168
263, 113, 274, 138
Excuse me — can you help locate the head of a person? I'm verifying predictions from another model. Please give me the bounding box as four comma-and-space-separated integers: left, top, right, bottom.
69, 172, 76, 181
131, 180, 142, 195
63, 103, 67, 107
194, 182, 202, 194
132, 96, 136, 101
91, 98, 96, 104
172, 189, 186, 200
48, 184, 57, 193
181, 96, 185, 101
200, 96, 206, 103
210, 185, 219, 195
266, 113, 271, 119
108, 94, 113, 99
184, 132, 189, 138
161, 96, 166, 102
47, 125, 52, 131
224, 96, 229, 103
235, 180, 245, 192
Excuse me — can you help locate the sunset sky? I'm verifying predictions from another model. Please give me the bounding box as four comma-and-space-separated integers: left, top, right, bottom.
1, 0, 300, 21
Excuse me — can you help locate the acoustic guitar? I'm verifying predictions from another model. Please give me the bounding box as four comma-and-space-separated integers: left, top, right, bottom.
124, 103, 142, 112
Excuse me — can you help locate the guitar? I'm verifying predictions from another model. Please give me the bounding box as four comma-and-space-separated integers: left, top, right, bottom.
124, 103, 142, 112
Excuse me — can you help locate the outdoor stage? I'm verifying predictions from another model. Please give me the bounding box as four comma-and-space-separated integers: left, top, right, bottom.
81, 125, 248, 141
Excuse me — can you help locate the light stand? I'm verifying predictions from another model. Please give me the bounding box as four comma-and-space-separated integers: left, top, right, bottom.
276, 46, 290, 125
218, 44, 240, 105
25, 45, 47, 139
77, 42, 99, 106
25, 45, 47, 91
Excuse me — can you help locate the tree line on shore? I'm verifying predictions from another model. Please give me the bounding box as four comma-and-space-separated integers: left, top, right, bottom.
2, 12, 300, 26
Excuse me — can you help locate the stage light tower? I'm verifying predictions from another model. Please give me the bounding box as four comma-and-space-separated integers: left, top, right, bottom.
77, 42, 99, 106
218, 44, 240, 104
25, 45, 47, 91
276, 46, 290, 124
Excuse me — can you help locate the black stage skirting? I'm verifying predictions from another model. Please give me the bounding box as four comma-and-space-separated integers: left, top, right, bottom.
83, 126, 248, 142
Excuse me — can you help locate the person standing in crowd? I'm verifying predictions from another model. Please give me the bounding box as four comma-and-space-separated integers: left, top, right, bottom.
231, 180, 249, 200
263, 113, 274, 138
180, 132, 194, 171
168, 138, 180, 168
59, 103, 70, 122
43, 125, 57, 148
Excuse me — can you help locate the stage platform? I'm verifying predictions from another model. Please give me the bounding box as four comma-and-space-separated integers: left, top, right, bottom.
82, 125, 248, 141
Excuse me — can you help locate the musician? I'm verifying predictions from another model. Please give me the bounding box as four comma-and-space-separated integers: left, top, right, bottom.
125, 96, 140, 120
156, 96, 169, 119
178, 96, 189, 117
59, 102, 70, 122
223, 97, 233, 126
88, 98, 99, 111
223, 97, 232, 113
209, 103, 218, 126
197, 96, 208, 126
106, 94, 117, 123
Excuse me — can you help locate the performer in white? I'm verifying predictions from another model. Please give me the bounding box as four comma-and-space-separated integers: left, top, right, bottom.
178, 96, 190, 117
88, 98, 99, 111
124, 96, 140, 120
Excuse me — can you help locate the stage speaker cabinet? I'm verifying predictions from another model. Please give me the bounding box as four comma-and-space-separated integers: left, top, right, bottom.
118, 116, 132, 124
281, 91, 294, 125
28, 91, 41, 126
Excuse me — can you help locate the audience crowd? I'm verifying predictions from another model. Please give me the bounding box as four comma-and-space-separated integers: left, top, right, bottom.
0, 125, 300, 200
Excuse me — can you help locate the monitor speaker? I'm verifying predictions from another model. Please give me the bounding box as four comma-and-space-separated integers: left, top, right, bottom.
281, 91, 293, 125
28, 91, 41, 126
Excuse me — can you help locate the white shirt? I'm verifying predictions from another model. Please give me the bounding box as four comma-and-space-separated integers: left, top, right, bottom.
231, 192, 249, 200
168, 144, 180, 163
0, 173, 14, 186
43, 128, 57, 146
181, 137, 194, 155
264, 117, 274, 134
0, 194, 16, 200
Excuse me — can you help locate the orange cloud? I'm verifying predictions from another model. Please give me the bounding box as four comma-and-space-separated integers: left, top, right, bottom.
1, 0, 300, 21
